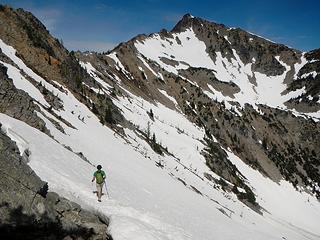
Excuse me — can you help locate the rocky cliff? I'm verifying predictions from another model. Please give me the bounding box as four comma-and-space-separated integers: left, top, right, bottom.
0, 127, 112, 240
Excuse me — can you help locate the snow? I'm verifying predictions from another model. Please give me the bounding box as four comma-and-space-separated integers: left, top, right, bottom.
201, 52, 313, 117
111, 72, 122, 83
158, 72, 164, 81
227, 150, 320, 236
309, 59, 319, 63
136, 30, 303, 113
80, 61, 113, 91
247, 31, 276, 44
158, 89, 178, 106
289, 109, 320, 122
134, 28, 320, 119
2, 103, 320, 240
1, 38, 320, 240
204, 84, 235, 111
82, 82, 100, 94
138, 66, 148, 80
301, 71, 318, 79
1, 124, 29, 155
138, 66, 144, 72
135, 28, 216, 75
254, 57, 303, 107
224, 35, 231, 44
113, 88, 212, 175
137, 54, 163, 79
2, 98, 320, 240
107, 52, 133, 80
0, 60, 49, 106
306, 95, 313, 101
0, 39, 57, 95
293, 54, 307, 80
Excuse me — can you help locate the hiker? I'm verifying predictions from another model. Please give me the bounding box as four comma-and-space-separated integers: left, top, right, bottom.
92, 165, 106, 202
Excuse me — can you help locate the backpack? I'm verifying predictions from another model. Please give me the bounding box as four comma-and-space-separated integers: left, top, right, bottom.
95, 170, 105, 184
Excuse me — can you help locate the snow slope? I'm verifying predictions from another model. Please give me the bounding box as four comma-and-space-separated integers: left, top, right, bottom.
135, 28, 320, 120
135, 28, 215, 75
1, 39, 320, 240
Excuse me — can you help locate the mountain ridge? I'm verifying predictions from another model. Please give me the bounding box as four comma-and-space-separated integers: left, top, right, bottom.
0, 5, 320, 240
77, 11, 320, 199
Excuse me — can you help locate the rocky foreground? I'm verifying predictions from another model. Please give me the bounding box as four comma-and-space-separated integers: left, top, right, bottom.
0, 128, 112, 240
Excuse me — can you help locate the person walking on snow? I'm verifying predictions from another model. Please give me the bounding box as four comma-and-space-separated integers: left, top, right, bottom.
92, 165, 106, 202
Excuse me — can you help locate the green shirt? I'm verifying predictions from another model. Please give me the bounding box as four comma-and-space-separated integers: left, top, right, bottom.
93, 170, 106, 184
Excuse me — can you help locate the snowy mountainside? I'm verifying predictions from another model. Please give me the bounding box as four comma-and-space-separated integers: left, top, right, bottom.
109, 14, 319, 117
0, 6, 320, 240
286, 49, 320, 113
79, 15, 320, 197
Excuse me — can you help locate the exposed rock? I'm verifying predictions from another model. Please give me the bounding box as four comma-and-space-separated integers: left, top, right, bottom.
0, 128, 112, 240
0, 5, 124, 130
284, 49, 320, 113
0, 63, 49, 134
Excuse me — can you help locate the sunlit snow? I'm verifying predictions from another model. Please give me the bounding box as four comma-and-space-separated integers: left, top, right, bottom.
1, 37, 320, 240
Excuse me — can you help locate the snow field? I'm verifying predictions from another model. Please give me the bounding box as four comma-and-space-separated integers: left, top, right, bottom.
134, 28, 320, 120
1, 38, 320, 239
135, 28, 215, 75
79, 61, 113, 93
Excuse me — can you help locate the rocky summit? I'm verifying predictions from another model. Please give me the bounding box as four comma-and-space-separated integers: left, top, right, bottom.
0, 5, 319, 240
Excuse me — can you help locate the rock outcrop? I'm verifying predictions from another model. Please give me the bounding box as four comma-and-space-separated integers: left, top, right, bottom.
0, 128, 112, 240
0, 63, 49, 133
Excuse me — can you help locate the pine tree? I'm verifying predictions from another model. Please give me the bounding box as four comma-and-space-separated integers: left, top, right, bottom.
105, 107, 114, 124
146, 122, 151, 140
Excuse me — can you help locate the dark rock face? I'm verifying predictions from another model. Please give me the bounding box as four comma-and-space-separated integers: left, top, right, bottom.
0, 129, 112, 240
0, 63, 48, 133
0, 5, 67, 84
285, 48, 320, 112
0, 5, 123, 129
171, 13, 301, 77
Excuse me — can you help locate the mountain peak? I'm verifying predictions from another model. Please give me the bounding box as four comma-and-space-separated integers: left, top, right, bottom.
171, 13, 227, 33
182, 13, 195, 19
171, 13, 198, 32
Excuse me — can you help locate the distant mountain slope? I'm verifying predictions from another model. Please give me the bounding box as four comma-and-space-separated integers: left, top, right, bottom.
0, 5, 320, 240
78, 14, 320, 197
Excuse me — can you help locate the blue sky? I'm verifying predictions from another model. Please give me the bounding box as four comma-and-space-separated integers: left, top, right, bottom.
2, 0, 320, 52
